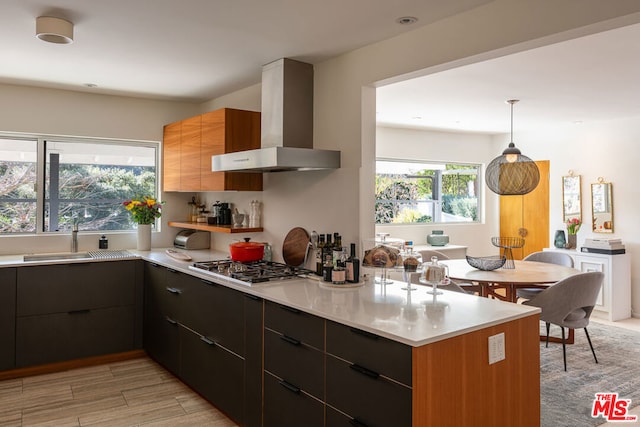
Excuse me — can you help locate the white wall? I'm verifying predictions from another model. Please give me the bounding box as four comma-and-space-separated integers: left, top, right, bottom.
376, 118, 640, 317
0, 83, 199, 253
375, 127, 498, 256
515, 116, 640, 316
1, 0, 640, 307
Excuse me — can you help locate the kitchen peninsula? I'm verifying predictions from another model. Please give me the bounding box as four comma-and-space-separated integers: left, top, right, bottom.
143, 249, 541, 427
0, 249, 541, 427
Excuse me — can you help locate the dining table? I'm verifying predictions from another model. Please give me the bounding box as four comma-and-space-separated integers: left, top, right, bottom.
441, 258, 581, 343
441, 259, 580, 303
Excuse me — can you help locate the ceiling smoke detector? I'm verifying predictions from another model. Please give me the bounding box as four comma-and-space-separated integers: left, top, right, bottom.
36, 16, 74, 44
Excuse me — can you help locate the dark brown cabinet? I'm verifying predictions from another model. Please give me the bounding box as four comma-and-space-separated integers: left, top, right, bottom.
263, 301, 325, 427
15, 260, 143, 368
262, 302, 413, 427
143, 261, 263, 427
325, 321, 412, 427
143, 262, 181, 375
0, 268, 16, 371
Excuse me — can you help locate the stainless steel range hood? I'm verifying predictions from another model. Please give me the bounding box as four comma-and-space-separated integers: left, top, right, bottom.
211, 58, 340, 173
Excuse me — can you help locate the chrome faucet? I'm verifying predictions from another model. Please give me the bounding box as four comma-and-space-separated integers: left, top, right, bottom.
71, 222, 79, 252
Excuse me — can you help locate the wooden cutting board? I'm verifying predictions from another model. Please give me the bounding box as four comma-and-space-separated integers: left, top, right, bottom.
282, 227, 310, 267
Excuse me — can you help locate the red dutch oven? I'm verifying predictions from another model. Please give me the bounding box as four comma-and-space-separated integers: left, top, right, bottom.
229, 240, 264, 262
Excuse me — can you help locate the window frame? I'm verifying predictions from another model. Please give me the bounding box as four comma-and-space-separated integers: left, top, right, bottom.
375, 157, 482, 226
0, 132, 160, 235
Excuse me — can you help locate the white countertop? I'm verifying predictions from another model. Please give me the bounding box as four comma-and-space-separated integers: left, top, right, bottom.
0, 247, 540, 348
141, 248, 540, 347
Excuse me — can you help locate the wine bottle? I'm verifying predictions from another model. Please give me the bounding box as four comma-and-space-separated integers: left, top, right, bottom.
315, 234, 325, 276
323, 233, 333, 267
346, 243, 360, 283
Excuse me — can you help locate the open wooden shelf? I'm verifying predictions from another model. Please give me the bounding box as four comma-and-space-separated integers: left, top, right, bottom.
168, 221, 263, 234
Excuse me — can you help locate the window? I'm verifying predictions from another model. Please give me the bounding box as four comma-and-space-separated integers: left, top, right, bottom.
0, 138, 37, 232
0, 135, 158, 234
376, 159, 480, 225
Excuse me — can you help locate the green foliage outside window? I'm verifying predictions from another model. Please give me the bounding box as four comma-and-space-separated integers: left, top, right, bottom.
376, 160, 479, 224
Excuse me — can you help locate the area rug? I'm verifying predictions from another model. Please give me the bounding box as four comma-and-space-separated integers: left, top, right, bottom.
540, 321, 640, 427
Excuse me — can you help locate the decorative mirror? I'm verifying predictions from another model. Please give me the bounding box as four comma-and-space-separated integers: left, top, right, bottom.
562, 172, 581, 223
591, 178, 613, 233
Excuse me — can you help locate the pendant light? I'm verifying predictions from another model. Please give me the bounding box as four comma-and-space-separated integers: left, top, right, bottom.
485, 100, 540, 195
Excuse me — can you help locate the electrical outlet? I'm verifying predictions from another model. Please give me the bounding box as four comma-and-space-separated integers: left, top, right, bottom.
488, 332, 506, 364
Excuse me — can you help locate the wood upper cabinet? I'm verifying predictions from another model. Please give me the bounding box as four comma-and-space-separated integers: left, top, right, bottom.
180, 115, 202, 191
162, 108, 263, 192
163, 121, 182, 191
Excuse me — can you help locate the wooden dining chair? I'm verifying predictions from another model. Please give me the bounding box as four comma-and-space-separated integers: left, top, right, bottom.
516, 251, 574, 301
522, 271, 604, 371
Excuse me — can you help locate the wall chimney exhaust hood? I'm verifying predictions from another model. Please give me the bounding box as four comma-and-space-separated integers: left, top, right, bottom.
211, 58, 340, 173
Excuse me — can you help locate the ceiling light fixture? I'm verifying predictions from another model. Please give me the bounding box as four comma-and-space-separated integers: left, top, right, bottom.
36, 16, 74, 44
396, 16, 418, 25
485, 100, 540, 195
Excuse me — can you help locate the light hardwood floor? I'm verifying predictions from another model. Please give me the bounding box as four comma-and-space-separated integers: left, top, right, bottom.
0, 357, 238, 427
1, 318, 638, 426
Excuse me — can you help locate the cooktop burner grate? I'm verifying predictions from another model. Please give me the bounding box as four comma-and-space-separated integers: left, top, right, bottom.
191, 260, 314, 283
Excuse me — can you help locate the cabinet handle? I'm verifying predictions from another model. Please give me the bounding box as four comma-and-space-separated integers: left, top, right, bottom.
68, 309, 91, 315
167, 268, 178, 274
278, 380, 301, 394
350, 363, 380, 379
280, 335, 301, 346
200, 279, 215, 286
350, 328, 379, 341
165, 287, 182, 294
245, 294, 261, 301
165, 316, 178, 325
280, 305, 301, 314
200, 336, 216, 346
350, 418, 370, 427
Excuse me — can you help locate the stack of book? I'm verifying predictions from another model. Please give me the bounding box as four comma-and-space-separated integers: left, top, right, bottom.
581, 238, 626, 254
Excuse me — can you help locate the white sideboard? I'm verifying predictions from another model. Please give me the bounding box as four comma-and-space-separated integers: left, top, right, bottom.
543, 247, 631, 321
412, 244, 468, 260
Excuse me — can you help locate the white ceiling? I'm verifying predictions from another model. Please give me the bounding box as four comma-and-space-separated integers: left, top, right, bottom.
377, 22, 640, 134
1, 1, 638, 135
0, 0, 489, 102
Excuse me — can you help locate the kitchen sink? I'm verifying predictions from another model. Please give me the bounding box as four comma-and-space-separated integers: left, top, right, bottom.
23, 252, 93, 262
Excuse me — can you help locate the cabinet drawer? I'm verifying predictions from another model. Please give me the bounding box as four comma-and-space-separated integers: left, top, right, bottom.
263, 371, 324, 427
264, 329, 324, 399
0, 268, 16, 371
16, 305, 135, 367
17, 262, 135, 316
180, 275, 245, 356
264, 301, 324, 349
143, 297, 180, 375
145, 268, 184, 321
326, 320, 411, 385
326, 355, 411, 427
326, 406, 368, 427
180, 326, 244, 424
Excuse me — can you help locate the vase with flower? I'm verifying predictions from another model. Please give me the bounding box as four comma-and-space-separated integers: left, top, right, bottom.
565, 217, 581, 249
123, 196, 163, 250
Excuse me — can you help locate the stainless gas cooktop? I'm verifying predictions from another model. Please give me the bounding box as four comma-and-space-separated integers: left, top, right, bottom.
189, 259, 314, 286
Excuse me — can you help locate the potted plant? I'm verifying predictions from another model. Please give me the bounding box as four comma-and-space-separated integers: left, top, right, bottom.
123, 196, 162, 250
566, 217, 581, 249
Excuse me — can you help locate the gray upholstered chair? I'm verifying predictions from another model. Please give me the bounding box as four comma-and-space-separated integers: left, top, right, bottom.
516, 251, 574, 300
419, 250, 481, 294
523, 271, 604, 371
